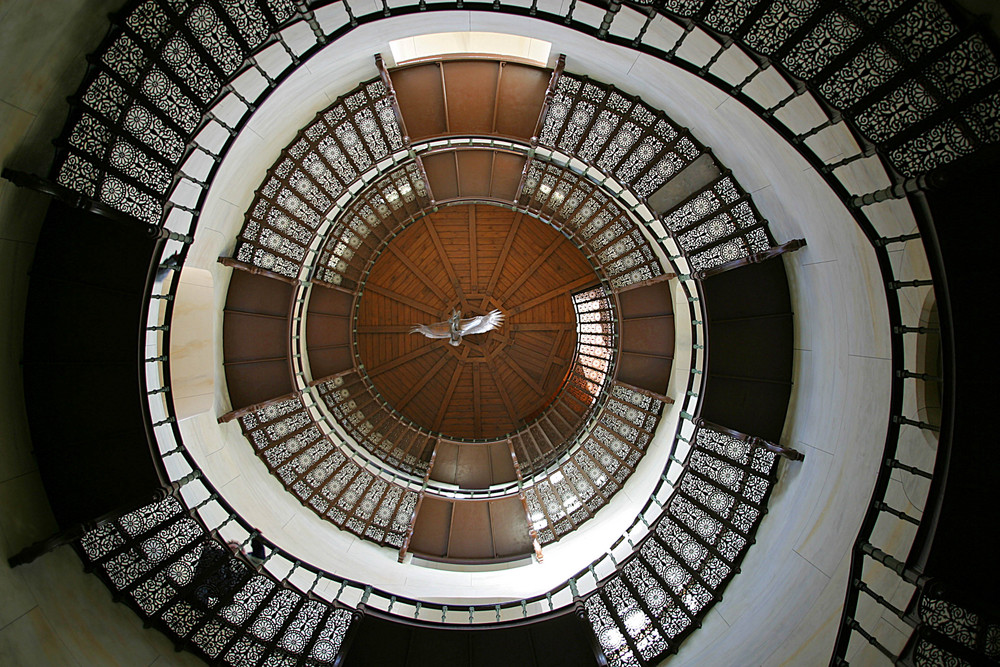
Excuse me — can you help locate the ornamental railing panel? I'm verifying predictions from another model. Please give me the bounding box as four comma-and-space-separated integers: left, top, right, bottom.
658, 171, 776, 272
906, 586, 1000, 665
53, 0, 301, 224
531, 72, 784, 274
313, 161, 430, 289
235, 77, 408, 280
537, 72, 701, 200
236, 392, 420, 548
585, 420, 781, 666
656, 0, 1000, 178
524, 381, 667, 546
518, 159, 665, 289
315, 371, 436, 476
77, 493, 354, 666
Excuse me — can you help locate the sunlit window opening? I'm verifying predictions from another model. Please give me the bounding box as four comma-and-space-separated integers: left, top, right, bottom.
389, 32, 552, 66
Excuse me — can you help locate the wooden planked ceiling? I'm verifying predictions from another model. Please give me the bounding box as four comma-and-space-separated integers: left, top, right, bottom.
389, 59, 551, 142
356, 204, 599, 440
222, 270, 294, 411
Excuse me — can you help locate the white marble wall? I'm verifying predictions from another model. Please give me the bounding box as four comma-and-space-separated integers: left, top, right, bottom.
0, 4, 938, 666
169, 268, 216, 419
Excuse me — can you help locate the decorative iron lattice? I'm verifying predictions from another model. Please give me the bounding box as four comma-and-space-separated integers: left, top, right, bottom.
649, 0, 1000, 177
313, 162, 430, 289
523, 382, 665, 546
508, 285, 619, 475
908, 587, 1000, 666
53, 0, 300, 224
568, 286, 617, 409
76, 494, 354, 666
532, 74, 786, 275
518, 160, 664, 290
584, 421, 781, 666
47, 0, 1000, 217
659, 172, 776, 272
235, 78, 408, 280
537, 73, 702, 200
315, 373, 435, 478
237, 394, 419, 548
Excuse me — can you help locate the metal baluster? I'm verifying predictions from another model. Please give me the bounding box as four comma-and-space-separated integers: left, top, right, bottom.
847, 618, 898, 661
876, 232, 921, 247
893, 416, 940, 432
821, 145, 876, 174
886, 458, 933, 479
875, 501, 921, 525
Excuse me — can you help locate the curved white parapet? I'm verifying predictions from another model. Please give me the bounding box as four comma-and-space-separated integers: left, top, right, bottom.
168, 11, 899, 662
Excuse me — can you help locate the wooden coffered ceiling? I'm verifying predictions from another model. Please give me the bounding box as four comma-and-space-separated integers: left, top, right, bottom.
356, 204, 599, 440
389, 58, 551, 142
220, 57, 679, 563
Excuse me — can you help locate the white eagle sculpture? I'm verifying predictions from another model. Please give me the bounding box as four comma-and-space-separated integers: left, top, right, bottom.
410, 309, 504, 346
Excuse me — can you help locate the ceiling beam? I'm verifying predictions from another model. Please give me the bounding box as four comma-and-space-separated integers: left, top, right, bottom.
539, 330, 568, 390
469, 205, 478, 293
507, 273, 599, 315
396, 348, 453, 411
364, 284, 441, 316
510, 322, 575, 331
355, 324, 413, 333
387, 243, 451, 305
423, 217, 465, 303
501, 356, 546, 397
366, 341, 437, 377
499, 234, 565, 302
433, 350, 468, 431
487, 363, 520, 427
482, 212, 521, 308
473, 364, 482, 436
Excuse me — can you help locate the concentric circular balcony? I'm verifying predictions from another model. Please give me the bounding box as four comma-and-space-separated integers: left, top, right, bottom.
4, 1, 996, 666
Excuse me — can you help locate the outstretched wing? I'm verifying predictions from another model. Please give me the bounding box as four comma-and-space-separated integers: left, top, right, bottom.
410, 320, 452, 339
458, 309, 504, 337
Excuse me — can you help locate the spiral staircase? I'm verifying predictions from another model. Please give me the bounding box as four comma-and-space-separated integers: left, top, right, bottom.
2, 0, 999, 665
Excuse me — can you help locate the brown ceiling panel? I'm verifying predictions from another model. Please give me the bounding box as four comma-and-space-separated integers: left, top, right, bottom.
307, 346, 353, 379
309, 283, 353, 316
225, 360, 293, 411
223, 269, 295, 411
429, 441, 460, 485
617, 353, 672, 396
389, 62, 447, 140
489, 152, 526, 201
410, 496, 453, 558
306, 313, 350, 349
456, 150, 495, 199
448, 500, 494, 559
618, 282, 674, 319
421, 152, 459, 201
495, 63, 551, 140
488, 442, 517, 484
620, 315, 675, 359
223, 312, 289, 362
489, 496, 533, 558
616, 281, 675, 396
455, 445, 492, 489
224, 270, 293, 316
441, 60, 501, 136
